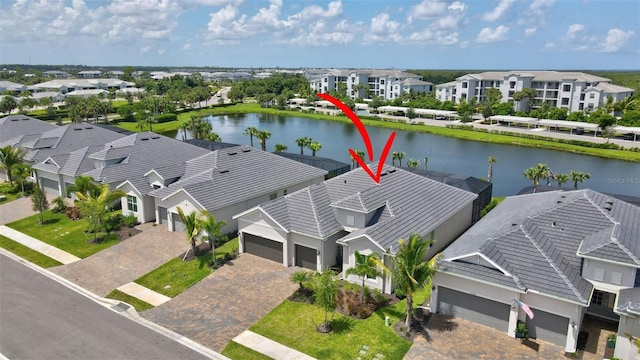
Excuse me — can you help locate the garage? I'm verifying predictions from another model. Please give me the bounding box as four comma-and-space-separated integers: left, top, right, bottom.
40, 177, 59, 195
172, 213, 186, 233
525, 308, 569, 346
158, 207, 167, 224
243, 233, 283, 264
295, 244, 317, 271
438, 287, 510, 332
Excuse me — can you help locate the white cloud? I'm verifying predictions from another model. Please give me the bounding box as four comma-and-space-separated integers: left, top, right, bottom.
182, 43, 192, 51
529, 0, 554, 16
364, 13, 402, 43
157, 48, 166, 55
565, 24, 585, 39
410, 0, 447, 20
598, 29, 635, 52
517, 0, 554, 28
140, 45, 152, 54
476, 25, 509, 43
524, 28, 537, 37
481, 0, 515, 22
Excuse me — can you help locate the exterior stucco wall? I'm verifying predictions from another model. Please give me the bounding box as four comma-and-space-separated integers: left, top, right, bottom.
342, 237, 386, 293
614, 315, 640, 360
582, 258, 636, 291
428, 202, 473, 258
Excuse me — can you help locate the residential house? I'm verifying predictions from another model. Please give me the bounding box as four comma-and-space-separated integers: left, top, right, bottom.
43, 71, 71, 79
309, 69, 426, 100
431, 190, 640, 353
0, 115, 58, 146
435, 71, 634, 112
614, 288, 640, 360
77, 70, 102, 79
234, 165, 477, 294
0, 81, 27, 94
140, 146, 327, 235
34, 79, 134, 94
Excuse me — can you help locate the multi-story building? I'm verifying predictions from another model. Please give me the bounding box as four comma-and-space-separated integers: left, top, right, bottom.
435, 71, 634, 112
308, 69, 433, 100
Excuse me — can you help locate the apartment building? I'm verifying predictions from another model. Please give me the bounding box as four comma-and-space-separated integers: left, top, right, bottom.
435, 71, 634, 112
308, 69, 432, 100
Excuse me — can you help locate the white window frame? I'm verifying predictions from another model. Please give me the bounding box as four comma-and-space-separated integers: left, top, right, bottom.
126, 195, 138, 212
610, 272, 622, 285
593, 268, 605, 282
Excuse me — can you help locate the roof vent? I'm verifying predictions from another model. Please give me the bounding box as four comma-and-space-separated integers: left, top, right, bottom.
10, 119, 19, 122
388, 169, 397, 174
73, 128, 82, 131
85, 126, 94, 129
140, 137, 149, 141
552, 221, 556, 227
242, 149, 251, 153
151, 136, 160, 139
228, 152, 237, 155
219, 169, 229, 174
511, 223, 517, 226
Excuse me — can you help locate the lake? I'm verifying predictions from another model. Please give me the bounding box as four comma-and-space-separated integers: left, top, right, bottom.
170, 113, 640, 198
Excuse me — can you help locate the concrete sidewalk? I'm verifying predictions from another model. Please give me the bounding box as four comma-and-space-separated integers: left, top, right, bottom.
233, 330, 316, 360
117, 282, 171, 307
0, 225, 80, 264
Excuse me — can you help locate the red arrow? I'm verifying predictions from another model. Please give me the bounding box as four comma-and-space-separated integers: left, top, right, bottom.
316, 93, 396, 184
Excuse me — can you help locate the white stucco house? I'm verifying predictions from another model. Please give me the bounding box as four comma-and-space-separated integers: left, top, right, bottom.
234, 164, 478, 294
431, 190, 640, 354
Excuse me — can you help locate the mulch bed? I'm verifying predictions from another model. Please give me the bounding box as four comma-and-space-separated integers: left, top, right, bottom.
86, 225, 142, 244
178, 242, 212, 262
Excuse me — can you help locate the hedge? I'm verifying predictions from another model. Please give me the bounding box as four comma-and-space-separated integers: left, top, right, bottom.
154, 113, 177, 123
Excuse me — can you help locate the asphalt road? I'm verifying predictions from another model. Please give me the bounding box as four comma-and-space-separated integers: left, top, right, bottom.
0, 254, 213, 360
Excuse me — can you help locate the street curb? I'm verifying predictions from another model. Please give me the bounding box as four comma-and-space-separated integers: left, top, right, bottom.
0, 248, 229, 360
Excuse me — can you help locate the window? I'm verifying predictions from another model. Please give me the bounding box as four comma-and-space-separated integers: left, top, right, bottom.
346, 215, 355, 226
283, 189, 287, 196
510, 81, 516, 89
462, 82, 468, 89
380, 79, 385, 85
126, 195, 138, 212
270, 192, 277, 200
591, 290, 607, 306
561, 98, 569, 105
590, 93, 595, 99
594, 268, 605, 281
563, 84, 571, 92
580, 94, 585, 101
611, 272, 622, 285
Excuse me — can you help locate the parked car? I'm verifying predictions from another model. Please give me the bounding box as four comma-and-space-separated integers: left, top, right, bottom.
435, 115, 446, 120
576, 127, 584, 135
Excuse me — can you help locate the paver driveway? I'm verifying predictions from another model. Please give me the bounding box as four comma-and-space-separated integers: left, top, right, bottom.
0, 193, 62, 225
404, 313, 612, 360
50, 223, 186, 296
142, 253, 297, 352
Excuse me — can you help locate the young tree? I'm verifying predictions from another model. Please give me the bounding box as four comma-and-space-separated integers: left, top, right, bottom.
308, 141, 322, 156
456, 100, 474, 123
66, 175, 99, 198
407, 159, 419, 169
570, 170, 591, 190
406, 107, 417, 120
12, 163, 32, 195
0, 96, 18, 114
373, 234, 439, 329
199, 213, 226, 261
256, 130, 271, 151
31, 185, 49, 225
290, 270, 312, 293
176, 206, 203, 259
0, 145, 26, 185
346, 251, 381, 304
76, 184, 125, 242
487, 155, 497, 183
312, 270, 339, 333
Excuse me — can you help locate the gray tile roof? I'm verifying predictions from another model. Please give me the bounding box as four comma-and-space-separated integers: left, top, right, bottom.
0, 115, 57, 144
149, 146, 328, 210
441, 190, 640, 304
616, 287, 640, 316
254, 164, 477, 250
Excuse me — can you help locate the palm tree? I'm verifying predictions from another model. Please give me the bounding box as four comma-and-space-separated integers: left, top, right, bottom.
346, 251, 381, 304
274, 143, 288, 152
570, 170, 591, 190
256, 130, 271, 151
66, 175, 99, 198
176, 206, 203, 259
372, 234, 439, 329
76, 184, 125, 242
407, 159, 419, 169
199, 213, 226, 261
243, 126, 258, 147
355, 150, 365, 164
179, 122, 190, 141
554, 173, 569, 189
295, 136, 312, 155
0, 145, 26, 186
308, 141, 322, 156
396, 151, 405, 167
523, 167, 539, 186
391, 151, 398, 166
290, 270, 311, 293
12, 163, 32, 195
424, 156, 428, 171
487, 155, 497, 183
523, 163, 549, 186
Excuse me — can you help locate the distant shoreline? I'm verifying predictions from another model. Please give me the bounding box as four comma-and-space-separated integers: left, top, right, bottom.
114, 103, 640, 163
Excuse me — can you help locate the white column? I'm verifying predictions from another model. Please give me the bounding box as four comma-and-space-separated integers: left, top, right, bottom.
508, 297, 519, 337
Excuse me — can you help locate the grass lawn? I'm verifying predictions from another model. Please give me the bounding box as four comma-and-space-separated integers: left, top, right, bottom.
221, 342, 273, 360
115, 103, 640, 162
246, 288, 431, 360
0, 235, 63, 268
105, 289, 154, 312
7, 210, 120, 258
135, 238, 239, 298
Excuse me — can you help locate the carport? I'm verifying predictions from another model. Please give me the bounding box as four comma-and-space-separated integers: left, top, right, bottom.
437, 287, 510, 332
489, 115, 538, 129
538, 119, 600, 137
612, 125, 640, 142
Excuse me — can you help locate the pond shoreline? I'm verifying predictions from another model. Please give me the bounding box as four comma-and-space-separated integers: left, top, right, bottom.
116, 103, 640, 163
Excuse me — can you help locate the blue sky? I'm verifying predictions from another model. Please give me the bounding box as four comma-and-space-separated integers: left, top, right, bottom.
0, 0, 638, 70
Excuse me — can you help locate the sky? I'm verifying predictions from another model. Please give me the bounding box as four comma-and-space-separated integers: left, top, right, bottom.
0, 0, 638, 70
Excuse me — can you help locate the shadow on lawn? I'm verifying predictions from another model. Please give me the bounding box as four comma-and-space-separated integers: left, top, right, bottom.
41, 218, 61, 225
331, 316, 355, 334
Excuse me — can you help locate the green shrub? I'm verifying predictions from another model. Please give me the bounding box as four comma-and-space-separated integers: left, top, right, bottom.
0, 182, 20, 195
154, 113, 177, 123
104, 213, 123, 233
480, 198, 499, 218
122, 214, 138, 228
52, 196, 67, 213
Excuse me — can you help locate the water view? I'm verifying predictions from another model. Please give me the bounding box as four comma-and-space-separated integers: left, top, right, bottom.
170, 113, 640, 198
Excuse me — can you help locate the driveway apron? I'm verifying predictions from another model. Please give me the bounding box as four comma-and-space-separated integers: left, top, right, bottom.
50, 223, 186, 296
0, 193, 62, 225
141, 253, 297, 352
